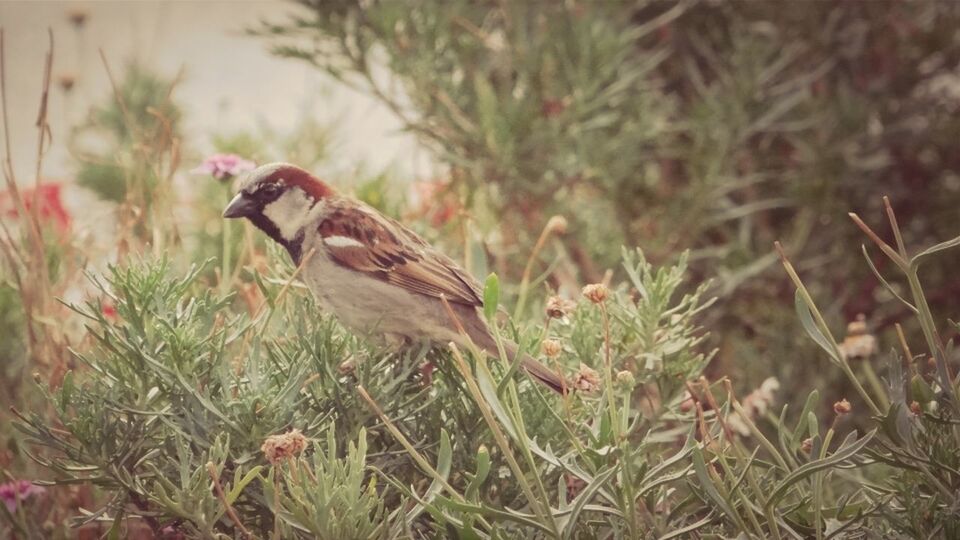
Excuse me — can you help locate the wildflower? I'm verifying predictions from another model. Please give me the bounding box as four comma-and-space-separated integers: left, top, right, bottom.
728, 377, 780, 436
615, 370, 635, 392
800, 438, 813, 453
545, 295, 576, 319
541, 338, 563, 358
192, 154, 256, 182
838, 314, 877, 360
0, 480, 45, 513
101, 300, 118, 321
833, 399, 851, 416
581, 283, 609, 305
1, 183, 71, 233
573, 363, 600, 392
261, 429, 308, 464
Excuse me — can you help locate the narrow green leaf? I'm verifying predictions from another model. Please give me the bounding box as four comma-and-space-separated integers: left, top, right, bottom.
483, 273, 500, 321
911, 234, 960, 270
795, 290, 839, 363
765, 430, 876, 509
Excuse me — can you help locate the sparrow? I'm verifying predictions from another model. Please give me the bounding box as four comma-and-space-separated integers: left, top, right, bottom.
223, 163, 567, 393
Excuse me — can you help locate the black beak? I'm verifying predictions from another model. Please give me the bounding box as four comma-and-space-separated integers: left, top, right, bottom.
223, 193, 256, 218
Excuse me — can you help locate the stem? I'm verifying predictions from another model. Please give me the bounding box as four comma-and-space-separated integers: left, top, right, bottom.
221, 188, 232, 295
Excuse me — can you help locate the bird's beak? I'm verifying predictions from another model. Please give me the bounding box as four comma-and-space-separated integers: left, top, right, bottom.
222, 193, 256, 218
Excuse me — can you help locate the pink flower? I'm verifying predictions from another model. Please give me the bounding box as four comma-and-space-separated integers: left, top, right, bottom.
191, 154, 256, 181
0, 480, 45, 513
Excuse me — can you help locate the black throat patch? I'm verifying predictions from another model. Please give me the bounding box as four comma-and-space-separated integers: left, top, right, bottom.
246, 211, 306, 265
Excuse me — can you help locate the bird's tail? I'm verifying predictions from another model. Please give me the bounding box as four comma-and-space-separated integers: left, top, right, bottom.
452, 307, 568, 394
483, 337, 568, 395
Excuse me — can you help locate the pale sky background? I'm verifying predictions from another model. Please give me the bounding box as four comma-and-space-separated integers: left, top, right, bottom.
1, 0, 430, 184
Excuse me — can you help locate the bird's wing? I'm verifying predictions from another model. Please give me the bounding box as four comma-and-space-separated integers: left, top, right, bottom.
315, 199, 484, 307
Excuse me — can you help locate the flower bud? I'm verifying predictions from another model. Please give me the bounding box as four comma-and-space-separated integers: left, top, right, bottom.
615, 370, 635, 391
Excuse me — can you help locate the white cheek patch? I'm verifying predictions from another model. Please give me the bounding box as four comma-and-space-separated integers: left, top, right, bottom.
262, 188, 316, 241
323, 235, 365, 248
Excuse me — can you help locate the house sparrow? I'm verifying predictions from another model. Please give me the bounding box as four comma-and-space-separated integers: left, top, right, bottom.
223, 163, 567, 393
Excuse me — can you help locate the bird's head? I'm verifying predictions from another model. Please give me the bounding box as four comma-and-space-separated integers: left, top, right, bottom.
223, 162, 335, 247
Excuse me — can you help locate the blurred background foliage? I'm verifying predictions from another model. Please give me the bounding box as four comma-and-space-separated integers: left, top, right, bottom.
255, 0, 960, 407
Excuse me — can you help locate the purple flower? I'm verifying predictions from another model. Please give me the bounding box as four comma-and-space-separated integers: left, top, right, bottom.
191, 154, 256, 181
0, 480, 45, 513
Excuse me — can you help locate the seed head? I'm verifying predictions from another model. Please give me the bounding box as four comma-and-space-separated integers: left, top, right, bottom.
581, 283, 609, 305
261, 429, 308, 464
545, 295, 576, 319
615, 370, 635, 391
541, 338, 563, 358
573, 363, 600, 392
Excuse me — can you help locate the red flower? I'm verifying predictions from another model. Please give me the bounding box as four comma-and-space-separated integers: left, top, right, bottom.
1, 183, 71, 233
101, 300, 118, 321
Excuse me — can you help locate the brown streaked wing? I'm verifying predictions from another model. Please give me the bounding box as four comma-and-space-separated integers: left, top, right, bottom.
317, 200, 483, 307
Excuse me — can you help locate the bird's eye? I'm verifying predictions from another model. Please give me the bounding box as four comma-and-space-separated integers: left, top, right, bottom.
259, 184, 280, 196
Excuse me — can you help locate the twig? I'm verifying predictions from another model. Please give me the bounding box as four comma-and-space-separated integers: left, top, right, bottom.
206, 462, 253, 539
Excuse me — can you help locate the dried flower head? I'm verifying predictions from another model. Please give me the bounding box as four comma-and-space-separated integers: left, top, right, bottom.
615, 370, 635, 391
839, 314, 877, 360
581, 283, 609, 305
573, 363, 600, 392
545, 215, 568, 236
728, 377, 780, 436
800, 438, 813, 453
261, 429, 308, 464
833, 398, 852, 416
545, 296, 576, 319
192, 154, 256, 182
541, 338, 563, 358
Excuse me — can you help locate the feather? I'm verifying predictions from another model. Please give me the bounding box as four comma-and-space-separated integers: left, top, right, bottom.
317, 199, 483, 307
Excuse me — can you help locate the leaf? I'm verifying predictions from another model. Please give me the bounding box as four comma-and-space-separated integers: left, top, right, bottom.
406, 429, 453, 525
690, 447, 745, 531
465, 445, 490, 502
861, 245, 917, 314
765, 430, 876, 509
794, 290, 839, 363
790, 390, 819, 451
226, 466, 264, 506
483, 273, 500, 321
561, 466, 618, 539
911, 234, 960, 270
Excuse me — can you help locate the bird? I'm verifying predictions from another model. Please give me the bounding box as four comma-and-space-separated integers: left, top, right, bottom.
223, 162, 567, 393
